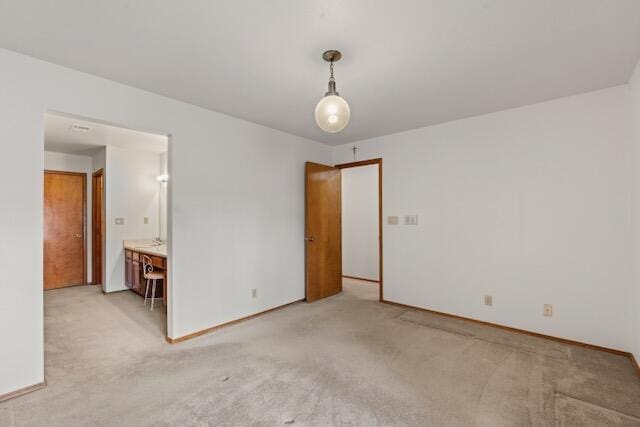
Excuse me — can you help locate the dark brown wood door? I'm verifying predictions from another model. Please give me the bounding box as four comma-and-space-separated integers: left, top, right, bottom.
44, 171, 86, 290
305, 162, 342, 302
92, 170, 104, 286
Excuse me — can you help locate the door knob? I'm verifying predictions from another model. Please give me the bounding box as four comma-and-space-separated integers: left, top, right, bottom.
75, 234, 82, 238
305, 236, 315, 242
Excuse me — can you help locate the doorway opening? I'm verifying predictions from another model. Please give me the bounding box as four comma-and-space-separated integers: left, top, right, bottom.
337, 159, 382, 302
43, 111, 170, 340
304, 159, 383, 303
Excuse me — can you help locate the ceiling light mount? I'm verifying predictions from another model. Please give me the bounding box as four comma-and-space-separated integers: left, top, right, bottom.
322, 49, 342, 63
315, 49, 350, 133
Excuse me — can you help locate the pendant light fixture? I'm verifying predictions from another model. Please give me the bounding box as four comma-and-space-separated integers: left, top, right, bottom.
315, 50, 350, 133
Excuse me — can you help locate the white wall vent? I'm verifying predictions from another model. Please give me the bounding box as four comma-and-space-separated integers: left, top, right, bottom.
70, 123, 92, 132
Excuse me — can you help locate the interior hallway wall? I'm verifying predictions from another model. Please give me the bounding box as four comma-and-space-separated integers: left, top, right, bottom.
631, 58, 640, 363
92, 147, 106, 174
103, 146, 162, 293
0, 48, 331, 397
159, 151, 168, 241
342, 165, 379, 281
333, 86, 634, 352
43, 151, 93, 283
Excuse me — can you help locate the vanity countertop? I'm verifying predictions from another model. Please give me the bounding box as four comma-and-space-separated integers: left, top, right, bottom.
123, 239, 167, 257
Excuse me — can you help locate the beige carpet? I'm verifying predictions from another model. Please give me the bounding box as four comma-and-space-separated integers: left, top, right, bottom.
1, 278, 639, 426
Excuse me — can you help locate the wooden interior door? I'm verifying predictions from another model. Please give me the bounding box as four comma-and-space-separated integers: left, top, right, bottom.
305, 162, 342, 302
44, 171, 86, 290
92, 170, 104, 286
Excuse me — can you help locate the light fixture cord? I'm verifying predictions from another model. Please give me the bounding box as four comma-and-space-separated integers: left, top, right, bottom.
329, 60, 335, 81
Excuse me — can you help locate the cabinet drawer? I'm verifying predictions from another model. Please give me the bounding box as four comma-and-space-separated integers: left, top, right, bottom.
125, 250, 132, 259
150, 255, 165, 268
132, 251, 140, 262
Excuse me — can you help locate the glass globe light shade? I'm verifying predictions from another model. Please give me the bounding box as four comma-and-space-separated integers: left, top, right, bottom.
315, 95, 350, 133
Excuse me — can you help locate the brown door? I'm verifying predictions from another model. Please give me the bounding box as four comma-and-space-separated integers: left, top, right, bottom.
305, 162, 342, 302
92, 170, 104, 286
44, 171, 86, 290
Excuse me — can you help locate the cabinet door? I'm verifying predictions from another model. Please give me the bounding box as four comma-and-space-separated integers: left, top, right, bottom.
125, 257, 132, 288
133, 260, 142, 293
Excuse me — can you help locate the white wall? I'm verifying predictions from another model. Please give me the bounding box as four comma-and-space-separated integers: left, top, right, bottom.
334, 86, 634, 351
0, 48, 330, 396
103, 146, 162, 293
43, 151, 93, 282
92, 147, 106, 174
631, 59, 640, 362
342, 165, 379, 281
159, 151, 168, 240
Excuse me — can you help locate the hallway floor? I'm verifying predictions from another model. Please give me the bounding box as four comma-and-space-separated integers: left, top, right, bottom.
1, 278, 640, 426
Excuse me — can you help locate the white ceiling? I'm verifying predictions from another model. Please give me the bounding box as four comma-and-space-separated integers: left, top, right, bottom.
3, 1, 640, 145
44, 113, 168, 155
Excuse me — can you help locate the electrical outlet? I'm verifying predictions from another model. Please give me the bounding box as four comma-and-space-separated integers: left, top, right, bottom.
388, 216, 399, 225
251, 288, 257, 298
143, 217, 149, 224
543, 304, 553, 317
484, 295, 493, 306
115, 217, 125, 225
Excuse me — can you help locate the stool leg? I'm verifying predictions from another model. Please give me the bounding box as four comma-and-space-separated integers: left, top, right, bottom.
144, 279, 150, 306
151, 279, 157, 311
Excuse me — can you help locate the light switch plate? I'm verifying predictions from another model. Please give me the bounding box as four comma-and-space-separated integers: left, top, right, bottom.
388, 216, 399, 225
543, 304, 553, 317
484, 295, 493, 306
404, 215, 418, 225
143, 217, 149, 224
115, 217, 125, 225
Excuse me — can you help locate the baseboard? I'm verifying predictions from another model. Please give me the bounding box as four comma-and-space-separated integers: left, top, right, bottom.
45, 283, 86, 290
101, 288, 130, 295
631, 354, 640, 379
166, 299, 304, 344
342, 275, 379, 283
0, 381, 46, 402
381, 299, 631, 357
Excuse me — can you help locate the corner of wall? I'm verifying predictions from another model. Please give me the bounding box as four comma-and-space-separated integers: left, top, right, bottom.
630, 57, 640, 362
